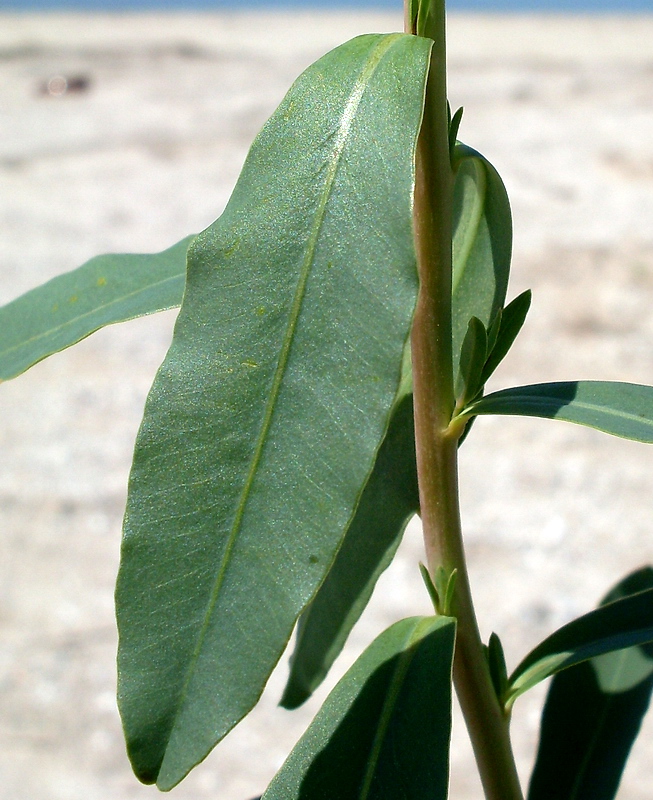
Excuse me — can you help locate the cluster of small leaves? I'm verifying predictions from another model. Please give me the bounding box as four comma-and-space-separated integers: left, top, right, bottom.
454, 290, 531, 410
3, 20, 653, 800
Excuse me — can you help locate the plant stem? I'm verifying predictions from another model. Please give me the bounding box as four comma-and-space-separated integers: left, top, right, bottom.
407, 2, 524, 799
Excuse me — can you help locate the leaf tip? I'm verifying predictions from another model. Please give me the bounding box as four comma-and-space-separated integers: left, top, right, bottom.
279, 682, 310, 711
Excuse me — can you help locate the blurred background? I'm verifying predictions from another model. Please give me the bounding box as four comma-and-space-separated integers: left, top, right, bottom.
1, 1, 653, 799
4, 0, 653, 12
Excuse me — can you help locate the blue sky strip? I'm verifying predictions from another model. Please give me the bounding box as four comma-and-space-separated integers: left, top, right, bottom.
4, 0, 653, 13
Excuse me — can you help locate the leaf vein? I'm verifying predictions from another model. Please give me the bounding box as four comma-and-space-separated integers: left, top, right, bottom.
162, 33, 405, 759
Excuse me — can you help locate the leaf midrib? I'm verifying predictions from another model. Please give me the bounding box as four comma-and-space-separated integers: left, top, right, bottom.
472, 387, 653, 431
0, 272, 183, 361
358, 617, 433, 800
163, 33, 405, 766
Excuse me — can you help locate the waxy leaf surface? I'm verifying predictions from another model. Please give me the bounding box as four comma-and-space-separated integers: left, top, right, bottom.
0, 237, 192, 381
508, 584, 653, 705
451, 143, 512, 374
281, 393, 419, 709
265, 617, 455, 800
115, 33, 432, 790
528, 568, 653, 800
464, 381, 653, 443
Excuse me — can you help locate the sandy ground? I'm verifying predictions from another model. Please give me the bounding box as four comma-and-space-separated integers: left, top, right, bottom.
2, 10, 653, 800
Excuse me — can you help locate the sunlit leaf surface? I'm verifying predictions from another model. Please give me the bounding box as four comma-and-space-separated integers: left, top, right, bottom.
115, 33, 432, 789
465, 381, 653, 443
0, 237, 192, 381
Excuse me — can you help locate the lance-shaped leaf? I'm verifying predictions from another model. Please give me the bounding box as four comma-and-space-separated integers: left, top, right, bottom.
281, 392, 419, 710
455, 315, 487, 405
451, 143, 512, 374
0, 236, 192, 381
264, 616, 455, 800
479, 289, 531, 386
115, 33, 432, 790
448, 106, 464, 160
462, 381, 653, 444
506, 583, 653, 707
486, 632, 510, 704
528, 567, 653, 800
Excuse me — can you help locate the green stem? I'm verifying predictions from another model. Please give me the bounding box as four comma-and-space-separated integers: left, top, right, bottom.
406, 3, 524, 799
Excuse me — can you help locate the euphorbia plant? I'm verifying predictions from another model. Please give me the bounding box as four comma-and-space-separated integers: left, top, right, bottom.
2, 2, 653, 798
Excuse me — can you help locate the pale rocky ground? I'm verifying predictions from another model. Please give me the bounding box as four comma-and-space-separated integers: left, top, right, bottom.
1, 10, 653, 800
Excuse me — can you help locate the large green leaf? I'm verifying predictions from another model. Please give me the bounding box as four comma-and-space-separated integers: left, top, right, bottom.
451, 143, 512, 374
528, 568, 653, 800
281, 392, 419, 710
115, 33, 432, 790
462, 381, 653, 443
0, 237, 192, 381
264, 616, 455, 800
506, 584, 653, 707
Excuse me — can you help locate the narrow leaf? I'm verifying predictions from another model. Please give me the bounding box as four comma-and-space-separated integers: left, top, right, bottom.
115, 33, 432, 790
485, 305, 502, 356
507, 585, 653, 705
479, 289, 531, 385
420, 562, 441, 611
455, 315, 487, 404
416, 0, 437, 38
451, 143, 512, 375
442, 568, 458, 617
449, 106, 464, 160
464, 381, 653, 444
487, 632, 509, 703
281, 393, 419, 710
0, 236, 192, 381
264, 617, 455, 800
425, 565, 458, 617
528, 567, 653, 800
